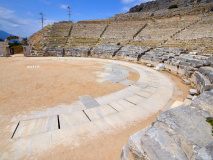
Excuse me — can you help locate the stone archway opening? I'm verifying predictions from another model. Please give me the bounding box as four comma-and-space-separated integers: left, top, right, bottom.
5, 36, 25, 55
2, 36, 31, 57
8, 39, 23, 55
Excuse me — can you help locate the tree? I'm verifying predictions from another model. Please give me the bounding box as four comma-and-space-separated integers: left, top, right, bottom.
0, 38, 4, 41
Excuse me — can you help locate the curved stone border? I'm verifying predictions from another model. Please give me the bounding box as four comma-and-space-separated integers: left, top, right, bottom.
7, 57, 173, 159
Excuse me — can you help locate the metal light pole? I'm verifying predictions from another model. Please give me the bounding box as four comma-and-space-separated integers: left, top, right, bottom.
40, 12, 45, 35
67, 6, 71, 21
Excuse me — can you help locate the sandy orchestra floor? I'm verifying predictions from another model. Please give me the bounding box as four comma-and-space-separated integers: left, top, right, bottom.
0, 56, 190, 160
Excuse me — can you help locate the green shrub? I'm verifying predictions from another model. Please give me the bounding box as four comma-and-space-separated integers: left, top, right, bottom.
168, 4, 178, 9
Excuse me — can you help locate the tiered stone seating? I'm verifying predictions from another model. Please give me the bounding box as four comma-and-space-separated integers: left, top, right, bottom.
163, 15, 213, 53
44, 37, 68, 48
134, 16, 198, 47
67, 21, 108, 47
116, 45, 151, 61
101, 21, 147, 43
140, 47, 213, 93
28, 26, 50, 48
71, 21, 108, 38
45, 48, 64, 56
67, 37, 98, 47
163, 38, 213, 53
92, 42, 121, 58
65, 47, 91, 57
49, 21, 73, 37
43, 21, 73, 48
174, 15, 213, 40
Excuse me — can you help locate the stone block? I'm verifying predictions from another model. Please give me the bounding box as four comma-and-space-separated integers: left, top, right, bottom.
191, 91, 213, 116
156, 105, 213, 147
190, 89, 197, 95
185, 70, 193, 78
196, 141, 213, 160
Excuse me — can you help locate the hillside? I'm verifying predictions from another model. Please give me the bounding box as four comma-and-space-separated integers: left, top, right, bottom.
128, 0, 212, 13
0, 30, 14, 40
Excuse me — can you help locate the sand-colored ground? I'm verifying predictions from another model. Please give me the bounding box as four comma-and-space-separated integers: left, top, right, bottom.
0, 57, 139, 117
0, 56, 190, 160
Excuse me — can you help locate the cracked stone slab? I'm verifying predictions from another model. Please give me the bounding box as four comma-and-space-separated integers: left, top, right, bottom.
84, 105, 117, 121
141, 86, 157, 93
133, 82, 148, 88
59, 111, 90, 129
109, 100, 135, 112
119, 80, 135, 86
110, 75, 127, 83
136, 90, 152, 98
148, 82, 158, 88
124, 95, 147, 105
79, 95, 100, 109
13, 116, 58, 138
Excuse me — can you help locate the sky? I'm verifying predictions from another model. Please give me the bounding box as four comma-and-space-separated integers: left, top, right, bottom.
0, 0, 150, 38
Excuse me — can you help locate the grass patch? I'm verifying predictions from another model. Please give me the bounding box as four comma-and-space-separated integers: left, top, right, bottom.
206, 117, 213, 136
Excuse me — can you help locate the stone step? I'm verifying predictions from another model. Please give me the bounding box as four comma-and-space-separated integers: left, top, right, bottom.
192, 71, 213, 93
198, 67, 213, 83
84, 105, 118, 121
12, 116, 58, 139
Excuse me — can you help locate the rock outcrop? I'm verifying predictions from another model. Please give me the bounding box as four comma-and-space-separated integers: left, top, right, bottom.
121, 91, 213, 160
128, 0, 211, 13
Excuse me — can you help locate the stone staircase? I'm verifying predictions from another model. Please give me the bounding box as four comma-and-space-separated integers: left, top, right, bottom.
92, 42, 122, 58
